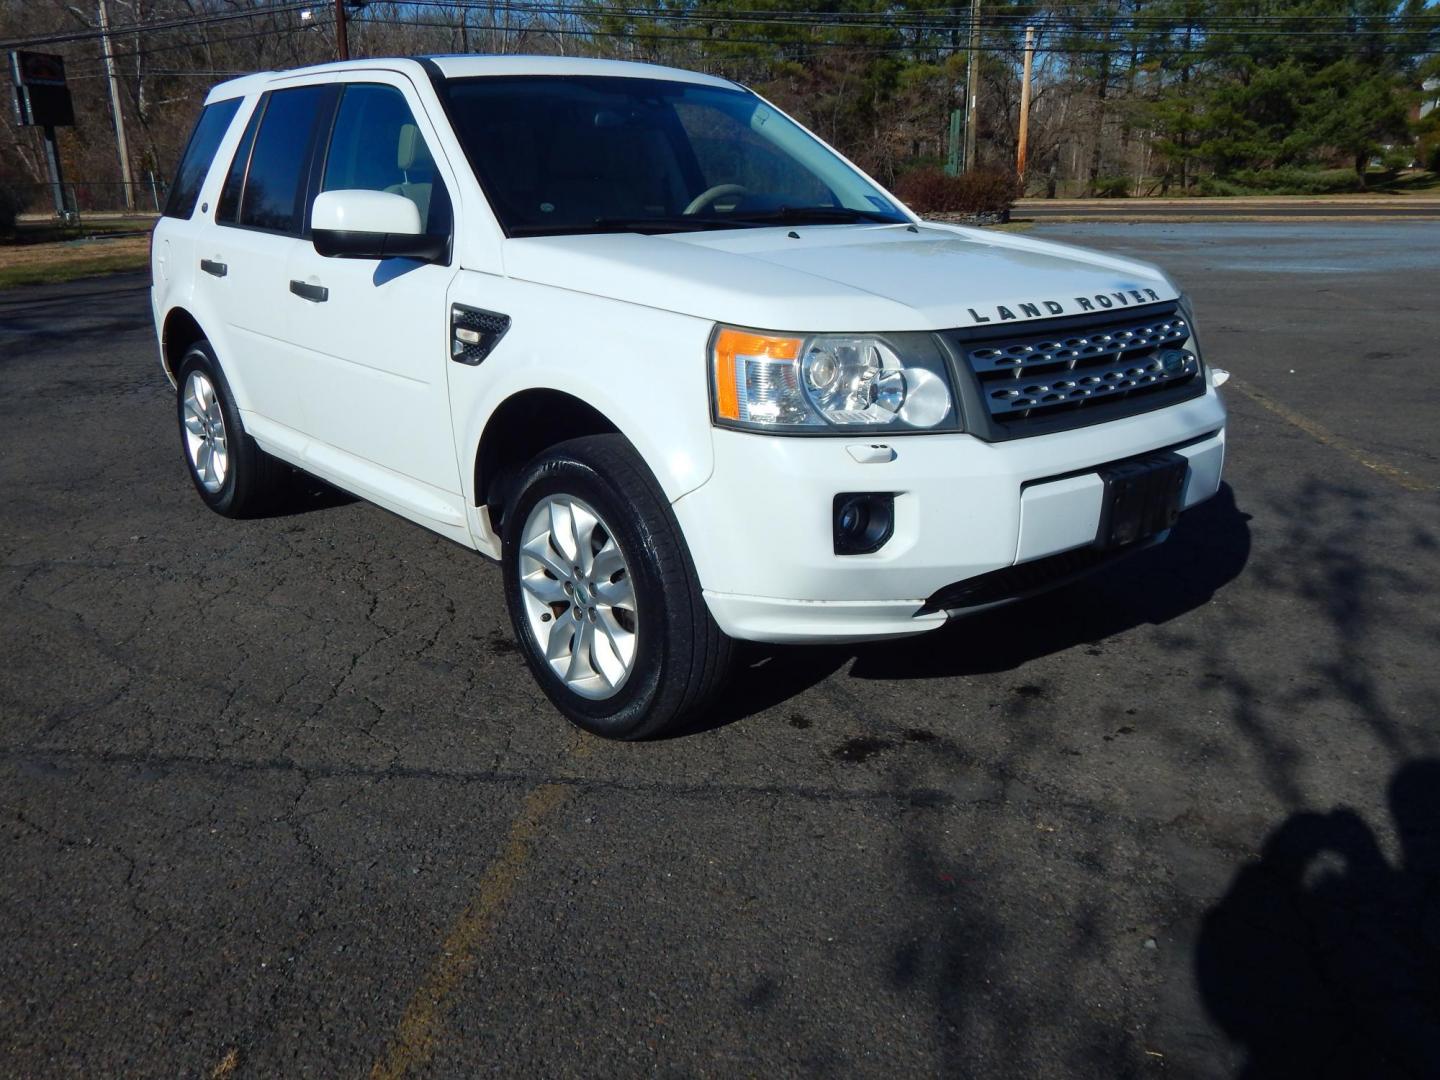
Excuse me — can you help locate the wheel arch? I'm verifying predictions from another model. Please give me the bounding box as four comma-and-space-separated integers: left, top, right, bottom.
474, 388, 622, 529
161, 307, 208, 386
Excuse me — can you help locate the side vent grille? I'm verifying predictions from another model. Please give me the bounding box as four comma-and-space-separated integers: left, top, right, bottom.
451, 304, 510, 366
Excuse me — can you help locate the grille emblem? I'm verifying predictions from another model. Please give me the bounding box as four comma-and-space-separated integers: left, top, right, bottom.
1159, 349, 1190, 376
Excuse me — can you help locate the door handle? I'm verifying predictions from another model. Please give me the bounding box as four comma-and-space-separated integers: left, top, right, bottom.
289, 280, 328, 303
200, 259, 227, 277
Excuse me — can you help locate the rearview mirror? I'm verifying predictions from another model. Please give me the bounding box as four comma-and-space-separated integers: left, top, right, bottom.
311, 190, 447, 262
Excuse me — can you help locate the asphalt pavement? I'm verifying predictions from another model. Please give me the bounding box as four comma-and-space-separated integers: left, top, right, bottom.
3, 223, 1438, 1078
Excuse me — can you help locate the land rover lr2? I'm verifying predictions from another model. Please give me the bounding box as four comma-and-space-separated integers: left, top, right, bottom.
151, 56, 1227, 739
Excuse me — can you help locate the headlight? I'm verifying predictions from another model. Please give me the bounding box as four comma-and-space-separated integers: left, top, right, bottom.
710, 326, 959, 433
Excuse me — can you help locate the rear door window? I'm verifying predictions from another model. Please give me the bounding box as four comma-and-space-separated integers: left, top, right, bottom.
164, 97, 241, 219
221, 85, 330, 234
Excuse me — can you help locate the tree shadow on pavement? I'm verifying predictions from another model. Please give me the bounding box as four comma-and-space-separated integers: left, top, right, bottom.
1196, 759, 1440, 1079
703, 482, 1251, 729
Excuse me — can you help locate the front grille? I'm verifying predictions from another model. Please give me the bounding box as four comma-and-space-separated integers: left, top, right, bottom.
950, 304, 1203, 438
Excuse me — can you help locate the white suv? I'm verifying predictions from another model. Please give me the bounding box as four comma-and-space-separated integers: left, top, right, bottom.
151, 55, 1227, 739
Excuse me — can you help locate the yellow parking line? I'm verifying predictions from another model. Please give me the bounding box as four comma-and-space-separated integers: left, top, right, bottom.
370, 740, 590, 1079
1231, 380, 1434, 494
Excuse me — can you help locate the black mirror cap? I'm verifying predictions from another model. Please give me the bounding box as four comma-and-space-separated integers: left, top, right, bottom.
313, 228, 448, 263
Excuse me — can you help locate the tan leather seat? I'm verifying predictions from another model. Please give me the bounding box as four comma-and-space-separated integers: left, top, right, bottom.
384, 123, 434, 226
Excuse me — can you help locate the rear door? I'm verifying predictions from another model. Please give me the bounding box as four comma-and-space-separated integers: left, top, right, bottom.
201, 81, 333, 435
283, 76, 463, 516
152, 94, 243, 347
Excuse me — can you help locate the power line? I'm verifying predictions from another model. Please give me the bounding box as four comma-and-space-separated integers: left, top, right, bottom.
5, 0, 1432, 50
359, 0, 1438, 46
387, 0, 1437, 25
0, 1, 316, 51
57, 16, 340, 81
345, 13, 1440, 56
389, 0, 1440, 28
10, 0, 1433, 70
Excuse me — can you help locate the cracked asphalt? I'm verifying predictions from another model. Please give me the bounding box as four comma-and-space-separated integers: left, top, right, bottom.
3, 222, 1438, 1079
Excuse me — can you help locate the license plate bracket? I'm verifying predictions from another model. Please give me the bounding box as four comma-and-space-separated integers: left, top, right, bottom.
1094, 452, 1189, 549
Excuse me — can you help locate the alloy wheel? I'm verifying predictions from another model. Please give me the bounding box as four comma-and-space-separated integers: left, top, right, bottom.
517, 494, 638, 699
182, 370, 228, 493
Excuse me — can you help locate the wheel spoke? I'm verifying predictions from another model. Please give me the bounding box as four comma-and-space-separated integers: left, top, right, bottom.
588, 627, 617, 689
545, 618, 577, 664
183, 402, 205, 435
592, 612, 632, 684
570, 503, 601, 575
521, 532, 571, 581
591, 539, 625, 583
593, 573, 634, 610
564, 619, 596, 683
548, 500, 578, 563
521, 571, 568, 605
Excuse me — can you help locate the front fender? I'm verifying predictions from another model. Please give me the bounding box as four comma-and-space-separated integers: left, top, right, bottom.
446, 273, 718, 508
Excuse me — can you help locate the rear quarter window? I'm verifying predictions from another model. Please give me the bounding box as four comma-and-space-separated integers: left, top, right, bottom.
163, 97, 242, 219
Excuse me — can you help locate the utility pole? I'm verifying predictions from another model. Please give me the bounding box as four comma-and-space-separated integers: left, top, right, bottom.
335, 0, 350, 60
1016, 25, 1035, 187
96, 0, 135, 211
962, 0, 980, 172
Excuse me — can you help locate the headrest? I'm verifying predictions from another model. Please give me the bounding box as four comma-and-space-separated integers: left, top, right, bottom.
397, 124, 423, 171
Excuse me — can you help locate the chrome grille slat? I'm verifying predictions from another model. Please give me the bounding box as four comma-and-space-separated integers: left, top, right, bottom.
983, 353, 1197, 411
967, 317, 1188, 373
956, 305, 1200, 433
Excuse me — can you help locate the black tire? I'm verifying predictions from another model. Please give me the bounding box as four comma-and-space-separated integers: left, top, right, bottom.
175, 341, 287, 518
501, 434, 733, 740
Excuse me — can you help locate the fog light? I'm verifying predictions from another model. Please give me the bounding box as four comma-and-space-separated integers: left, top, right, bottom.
833, 493, 894, 555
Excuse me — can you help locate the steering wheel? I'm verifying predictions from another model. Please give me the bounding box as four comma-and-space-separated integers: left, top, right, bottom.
684, 183, 750, 216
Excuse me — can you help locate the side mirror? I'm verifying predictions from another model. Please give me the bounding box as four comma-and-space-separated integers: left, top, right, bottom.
311, 190, 447, 262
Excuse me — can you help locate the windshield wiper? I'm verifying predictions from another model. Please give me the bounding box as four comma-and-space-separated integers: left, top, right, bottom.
512, 209, 897, 237
726, 206, 905, 226
586, 216, 762, 235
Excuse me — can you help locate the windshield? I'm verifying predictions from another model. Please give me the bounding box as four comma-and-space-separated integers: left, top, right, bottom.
442, 75, 906, 237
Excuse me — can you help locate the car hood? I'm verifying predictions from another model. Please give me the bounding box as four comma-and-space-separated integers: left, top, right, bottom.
499, 222, 1179, 332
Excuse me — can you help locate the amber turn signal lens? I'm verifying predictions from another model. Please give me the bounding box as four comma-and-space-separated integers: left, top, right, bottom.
712, 328, 803, 421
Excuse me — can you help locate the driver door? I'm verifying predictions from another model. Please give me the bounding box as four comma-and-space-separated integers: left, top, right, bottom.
283, 77, 465, 534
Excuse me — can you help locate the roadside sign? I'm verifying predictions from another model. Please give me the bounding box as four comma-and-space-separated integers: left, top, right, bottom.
9, 50, 75, 127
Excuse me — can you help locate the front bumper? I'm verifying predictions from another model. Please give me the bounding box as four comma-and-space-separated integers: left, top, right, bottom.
674, 384, 1226, 643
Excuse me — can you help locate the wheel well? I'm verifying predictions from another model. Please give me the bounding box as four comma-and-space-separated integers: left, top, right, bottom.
161, 308, 206, 384
476, 389, 620, 524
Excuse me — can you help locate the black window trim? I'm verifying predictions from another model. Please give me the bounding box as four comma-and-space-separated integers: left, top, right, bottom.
214, 83, 339, 240
162, 94, 243, 220
214, 93, 265, 228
